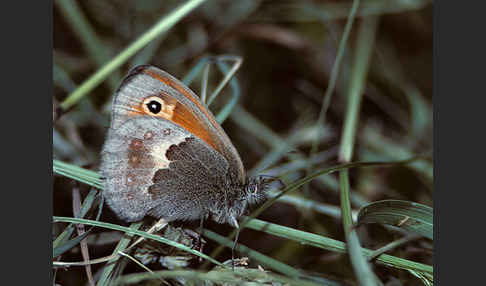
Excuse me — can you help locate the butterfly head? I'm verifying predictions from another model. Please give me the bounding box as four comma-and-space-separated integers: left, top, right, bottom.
244, 176, 274, 205
211, 175, 282, 228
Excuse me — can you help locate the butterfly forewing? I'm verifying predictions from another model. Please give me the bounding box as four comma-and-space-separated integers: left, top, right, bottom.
110, 65, 246, 184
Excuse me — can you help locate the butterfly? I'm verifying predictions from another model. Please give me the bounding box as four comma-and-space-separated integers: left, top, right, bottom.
100, 65, 273, 230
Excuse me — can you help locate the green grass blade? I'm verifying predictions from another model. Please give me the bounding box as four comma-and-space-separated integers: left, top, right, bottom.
182, 55, 242, 124
53, 158, 428, 274
206, 156, 425, 262
246, 156, 426, 229
213, 58, 242, 123
204, 230, 344, 286
340, 170, 377, 286
357, 200, 433, 240
309, 0, 360, 163
53, 216, 222, 267
53, 189, 99, 252
53, 231, 91, 259
408, 269, 433, 286
204, 229, 303, 278
60, 0, 208, 110
337, 10, 380, 285
114, 269, 327, 286
362, 127, 433, 183
54, 0, 121, 92
231, 105, 369, 207
97, 221, 143, 286
54, 158, 423, 197
53, 159, 102, 189
367, 235, 421, 261
243, 218, 432, 275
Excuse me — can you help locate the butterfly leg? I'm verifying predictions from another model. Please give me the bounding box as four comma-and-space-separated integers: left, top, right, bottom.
197, 215, 205, 260
183, 215, 206, 261
231, 222, 241, 271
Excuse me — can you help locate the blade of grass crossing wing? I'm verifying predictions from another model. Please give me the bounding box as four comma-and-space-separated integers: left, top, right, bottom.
53, 159, 103, 189
182, 55, 242, 123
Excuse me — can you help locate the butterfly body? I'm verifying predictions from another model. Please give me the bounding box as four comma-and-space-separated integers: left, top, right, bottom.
100, 65, 269, 227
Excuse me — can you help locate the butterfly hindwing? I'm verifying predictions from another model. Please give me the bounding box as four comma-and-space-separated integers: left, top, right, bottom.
100, 116, 229, 222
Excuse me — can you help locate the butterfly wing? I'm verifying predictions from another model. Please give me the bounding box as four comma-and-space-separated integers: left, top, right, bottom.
100, 116, 230, 222
110, 65, 246, 184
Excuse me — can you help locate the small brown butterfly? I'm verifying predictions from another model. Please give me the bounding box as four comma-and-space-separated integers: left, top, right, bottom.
100, 65, 273, 229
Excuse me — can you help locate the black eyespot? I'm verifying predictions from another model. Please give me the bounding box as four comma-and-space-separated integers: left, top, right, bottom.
146, 100, 162, 114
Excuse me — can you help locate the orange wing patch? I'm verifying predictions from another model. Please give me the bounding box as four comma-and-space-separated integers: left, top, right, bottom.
144, 70, 222, 132
141, 69, 223, 155
125, 92, 219, 154
171, 102, 219, 153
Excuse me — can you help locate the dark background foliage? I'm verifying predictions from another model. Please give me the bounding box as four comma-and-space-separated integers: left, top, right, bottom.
53, 0, 433, 285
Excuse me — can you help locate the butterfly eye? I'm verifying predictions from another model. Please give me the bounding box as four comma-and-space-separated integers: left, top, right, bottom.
142, 96, 164, 115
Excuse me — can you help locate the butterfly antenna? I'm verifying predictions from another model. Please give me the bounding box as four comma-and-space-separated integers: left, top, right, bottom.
259, 175, 286, 190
